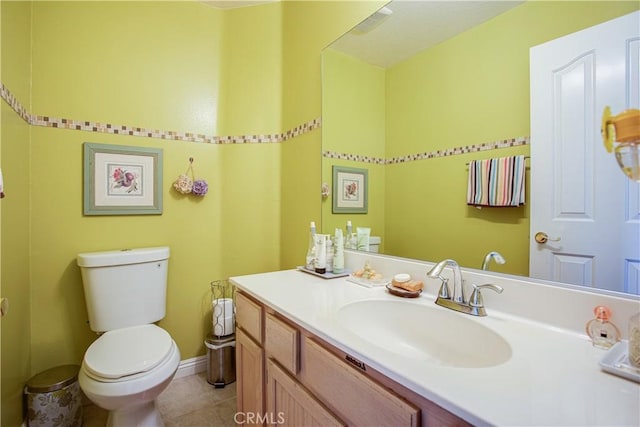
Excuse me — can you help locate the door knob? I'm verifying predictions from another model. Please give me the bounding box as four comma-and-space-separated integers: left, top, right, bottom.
535, 232, 561, 244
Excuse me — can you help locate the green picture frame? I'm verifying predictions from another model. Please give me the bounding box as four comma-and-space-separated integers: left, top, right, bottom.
83, 142, 163, 215
332, 166, 368, 214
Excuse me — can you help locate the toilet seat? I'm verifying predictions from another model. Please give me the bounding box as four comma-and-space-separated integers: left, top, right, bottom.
84, 324, 172, 381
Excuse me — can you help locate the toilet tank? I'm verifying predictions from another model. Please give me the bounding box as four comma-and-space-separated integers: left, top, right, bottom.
77, 247, 170, 332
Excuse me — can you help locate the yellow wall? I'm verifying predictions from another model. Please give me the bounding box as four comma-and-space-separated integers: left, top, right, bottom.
1, 2, 32, 425
27, 0, 286, 374
279, 0, 385, 267
321, 49, 386, 245
219, 2, 283, 136
0, 1, 383, 424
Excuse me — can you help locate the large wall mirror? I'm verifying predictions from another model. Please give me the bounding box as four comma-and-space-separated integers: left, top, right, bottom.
321, 0, 640, 295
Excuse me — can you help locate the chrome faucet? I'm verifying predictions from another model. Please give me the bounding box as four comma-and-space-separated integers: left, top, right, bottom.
427, 259, 503, 317
427, 259, 465, 303
481, 251, 506, 270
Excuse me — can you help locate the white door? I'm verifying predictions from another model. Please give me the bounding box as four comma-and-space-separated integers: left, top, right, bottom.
530, 11, 640, 294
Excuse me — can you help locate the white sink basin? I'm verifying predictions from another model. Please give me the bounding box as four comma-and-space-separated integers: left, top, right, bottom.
337, 299, 512, 368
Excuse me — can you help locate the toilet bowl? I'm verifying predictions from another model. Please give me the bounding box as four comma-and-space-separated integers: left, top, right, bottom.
77, 247, 179, 426
79, 324, 180, 427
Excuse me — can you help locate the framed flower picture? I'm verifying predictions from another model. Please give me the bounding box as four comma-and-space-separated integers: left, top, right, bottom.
332, 166, 368, 214
83, 142, 163, 215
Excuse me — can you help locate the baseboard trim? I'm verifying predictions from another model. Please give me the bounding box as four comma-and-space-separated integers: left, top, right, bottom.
174, 355, 207, 379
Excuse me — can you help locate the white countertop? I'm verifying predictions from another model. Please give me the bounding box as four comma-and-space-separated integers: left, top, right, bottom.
230, 268, 640, 427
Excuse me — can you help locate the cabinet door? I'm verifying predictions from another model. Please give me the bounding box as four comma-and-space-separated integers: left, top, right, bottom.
266, 359, 344, 427
236, 328, 265, 426
265, 313, 299, 374
303, 337, 419, 427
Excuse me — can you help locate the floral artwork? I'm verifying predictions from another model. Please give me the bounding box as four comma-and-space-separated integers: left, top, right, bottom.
109, 166, 142, 195
332, 166, 368, 213
83, 142, 162, 215
344, 181, 358, 199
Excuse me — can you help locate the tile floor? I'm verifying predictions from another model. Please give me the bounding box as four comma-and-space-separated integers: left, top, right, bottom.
82, 372, 237, 426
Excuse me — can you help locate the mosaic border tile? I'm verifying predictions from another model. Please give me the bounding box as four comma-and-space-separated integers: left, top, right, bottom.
0, 83, 31, 124
322, 151, 387, 164
3, 81, 526, 162
323, 136, 530, 165
1, 82, 321, 144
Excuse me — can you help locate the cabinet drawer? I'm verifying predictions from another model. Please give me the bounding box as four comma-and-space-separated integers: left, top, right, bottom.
265, 313, 299, 374
303, 337, 419, 427
236, 291, 263, 344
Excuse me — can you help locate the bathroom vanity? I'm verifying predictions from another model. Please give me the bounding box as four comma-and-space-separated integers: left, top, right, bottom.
231, 251, 640, 426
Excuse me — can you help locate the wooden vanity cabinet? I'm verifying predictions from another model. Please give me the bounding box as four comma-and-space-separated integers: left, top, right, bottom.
266, 359, 344, 426
235, 290, 470, 427
235, 291, 268, 426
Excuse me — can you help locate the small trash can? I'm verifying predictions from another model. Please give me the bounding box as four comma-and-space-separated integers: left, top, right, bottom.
25, 364, 82, 427
205, 333, 236, 388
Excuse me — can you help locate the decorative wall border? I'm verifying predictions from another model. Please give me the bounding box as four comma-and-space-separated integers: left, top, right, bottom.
0, 83, 31, 124
1, 82, 321, 144
3, 81, 528, 160
323, 136, 530, 165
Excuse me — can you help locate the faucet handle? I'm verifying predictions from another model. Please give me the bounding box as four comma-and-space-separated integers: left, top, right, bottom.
436, 276, 450, 299
469, 283, 503, 308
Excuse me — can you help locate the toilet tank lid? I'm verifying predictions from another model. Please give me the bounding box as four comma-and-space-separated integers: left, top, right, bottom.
77, 246, 170, 268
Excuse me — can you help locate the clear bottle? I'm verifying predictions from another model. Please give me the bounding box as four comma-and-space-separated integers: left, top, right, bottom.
345, 221, 353, 249
326, 237, 334, 273
305, 221, 316, 270
629, 312, 640, 367
585, 306, 621, 349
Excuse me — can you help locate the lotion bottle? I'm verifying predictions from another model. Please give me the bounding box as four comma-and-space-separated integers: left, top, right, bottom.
333, 229, 345, 273
314, 234, 327, 274
356, 227, 371, 251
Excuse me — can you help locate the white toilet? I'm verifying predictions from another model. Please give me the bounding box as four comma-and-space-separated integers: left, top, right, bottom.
76, 247, 180, 427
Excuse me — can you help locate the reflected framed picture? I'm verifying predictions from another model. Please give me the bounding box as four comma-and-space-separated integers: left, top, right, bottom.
83, 142, 163, 215
332, 166, 368, 214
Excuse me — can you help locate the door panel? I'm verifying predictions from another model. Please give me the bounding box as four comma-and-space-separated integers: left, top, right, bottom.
530, 11, 640, 294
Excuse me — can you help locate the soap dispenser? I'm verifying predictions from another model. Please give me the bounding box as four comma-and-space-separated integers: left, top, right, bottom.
586, 306, 621, 349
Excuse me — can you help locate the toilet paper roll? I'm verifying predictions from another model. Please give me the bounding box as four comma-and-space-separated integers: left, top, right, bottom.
212, 298, 235, 336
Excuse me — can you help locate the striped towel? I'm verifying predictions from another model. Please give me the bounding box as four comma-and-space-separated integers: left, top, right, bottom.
467, 155, 526, 207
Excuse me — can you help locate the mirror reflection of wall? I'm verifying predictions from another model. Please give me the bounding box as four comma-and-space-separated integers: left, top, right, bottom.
321, 1, 639, 288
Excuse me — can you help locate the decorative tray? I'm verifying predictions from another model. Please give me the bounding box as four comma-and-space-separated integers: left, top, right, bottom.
599, 340, 640, 383
385, 283, 422, 298
347, 274, 390, 288
296, 266, 350, 279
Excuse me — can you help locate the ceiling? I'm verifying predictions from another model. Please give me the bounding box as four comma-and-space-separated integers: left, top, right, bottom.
329, 0, 524, 68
